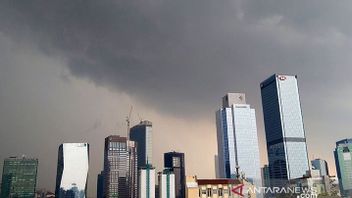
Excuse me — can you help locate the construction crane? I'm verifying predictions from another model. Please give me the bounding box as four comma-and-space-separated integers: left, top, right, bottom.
126, 106, 133, 140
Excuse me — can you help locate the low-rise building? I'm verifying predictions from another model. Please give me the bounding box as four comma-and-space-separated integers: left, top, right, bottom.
186, 176, 256, 198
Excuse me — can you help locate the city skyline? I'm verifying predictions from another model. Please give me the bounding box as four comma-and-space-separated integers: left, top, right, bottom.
2, 0, 352, 197
0, 73, 345, 197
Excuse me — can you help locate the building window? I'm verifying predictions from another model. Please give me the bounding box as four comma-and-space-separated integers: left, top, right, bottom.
218, 188, 223, 196
207, 188, 212, 197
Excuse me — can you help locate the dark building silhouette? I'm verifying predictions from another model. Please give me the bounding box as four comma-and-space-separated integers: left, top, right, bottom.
130, 120, 153, 169
102, 135, 138, 198
164, 152, 185, 198
97, 171, 104, 198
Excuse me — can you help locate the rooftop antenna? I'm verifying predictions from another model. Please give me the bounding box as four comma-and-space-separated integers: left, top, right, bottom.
126, 106, 133, 140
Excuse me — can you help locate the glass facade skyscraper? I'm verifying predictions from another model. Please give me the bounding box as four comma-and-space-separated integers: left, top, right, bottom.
0, 156, 38, 198
164, 152, 185, 198
216, 93, 262, 188
130, 120, 153, 168
334, 138, 352, 197
55, 143, 89, 198
260, 74, 310, 186
103, 135, 138, 198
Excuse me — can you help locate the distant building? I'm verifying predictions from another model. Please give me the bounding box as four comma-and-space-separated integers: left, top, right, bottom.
334, 138, 352, 197
139, 164, 155, 198
103, 135, 138, 198
0, 156, 38, 198
164, 152, 185, 198
55, 143, 89, 198
185, 176, 256, 198
261, 74, 310, 186
261, 165, 270, 187
159, 169, 176, 198
288, 170, 332, 196
130, 120, 153, 168
97, 171, 104, 198
216, 93, 262, 188
311, 159, 329, 177
36, 189, 55, 198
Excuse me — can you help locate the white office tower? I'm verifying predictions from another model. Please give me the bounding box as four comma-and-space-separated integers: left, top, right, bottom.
216, 93, 262, 188
55, 143, 89, 198
139, 164, 155, 198
159, 169, 176, 198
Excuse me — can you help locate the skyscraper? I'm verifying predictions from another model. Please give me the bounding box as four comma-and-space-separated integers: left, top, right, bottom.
0, 156, 38, 198
260, 74, 310, 186
216, 93, 262, 187
103, 135, 138, 198
55, 143, 89, 198
334, 138, 352, 197
139, 164, 155, 198
130, 120, 153, 168
311, 159, 329, 177
158, 169, 176, 198
164, 152, 185, 198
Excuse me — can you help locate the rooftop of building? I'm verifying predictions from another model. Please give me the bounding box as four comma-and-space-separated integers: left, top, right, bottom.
336, 138, 352, 146
197, 179, 242, 185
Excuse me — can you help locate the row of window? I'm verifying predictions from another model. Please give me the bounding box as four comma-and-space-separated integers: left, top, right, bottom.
199, 187, 230, 197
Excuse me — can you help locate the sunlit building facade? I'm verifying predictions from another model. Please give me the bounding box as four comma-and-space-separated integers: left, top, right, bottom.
55, 143, 89, 198
216, 93, 262, 188
139, 164, 155, 198
261, 74, 310, 186
185, 176, 256, 198
159, 169, 176, 198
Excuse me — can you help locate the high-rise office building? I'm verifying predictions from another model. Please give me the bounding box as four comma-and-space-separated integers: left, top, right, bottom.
139, 164, 155, 198
261, 74, 310, 186
311, 159, 329, 177
130, 120, 153, 168
103, 135, 138, 198
0, 156, 38, 198
158, 169, 176, 198
216, 93, 262, 187
334, 138, 352, 197
55, 143, 89, 198
164, 152, 185, 198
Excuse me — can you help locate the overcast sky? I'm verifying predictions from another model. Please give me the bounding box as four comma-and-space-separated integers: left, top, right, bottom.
1, 0, 352, 197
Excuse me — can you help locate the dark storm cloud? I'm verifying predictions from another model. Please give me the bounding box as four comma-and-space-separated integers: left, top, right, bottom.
1, 0, 352, 117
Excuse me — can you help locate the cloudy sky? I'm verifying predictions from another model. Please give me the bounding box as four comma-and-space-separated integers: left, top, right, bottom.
1, 0, 352, 197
